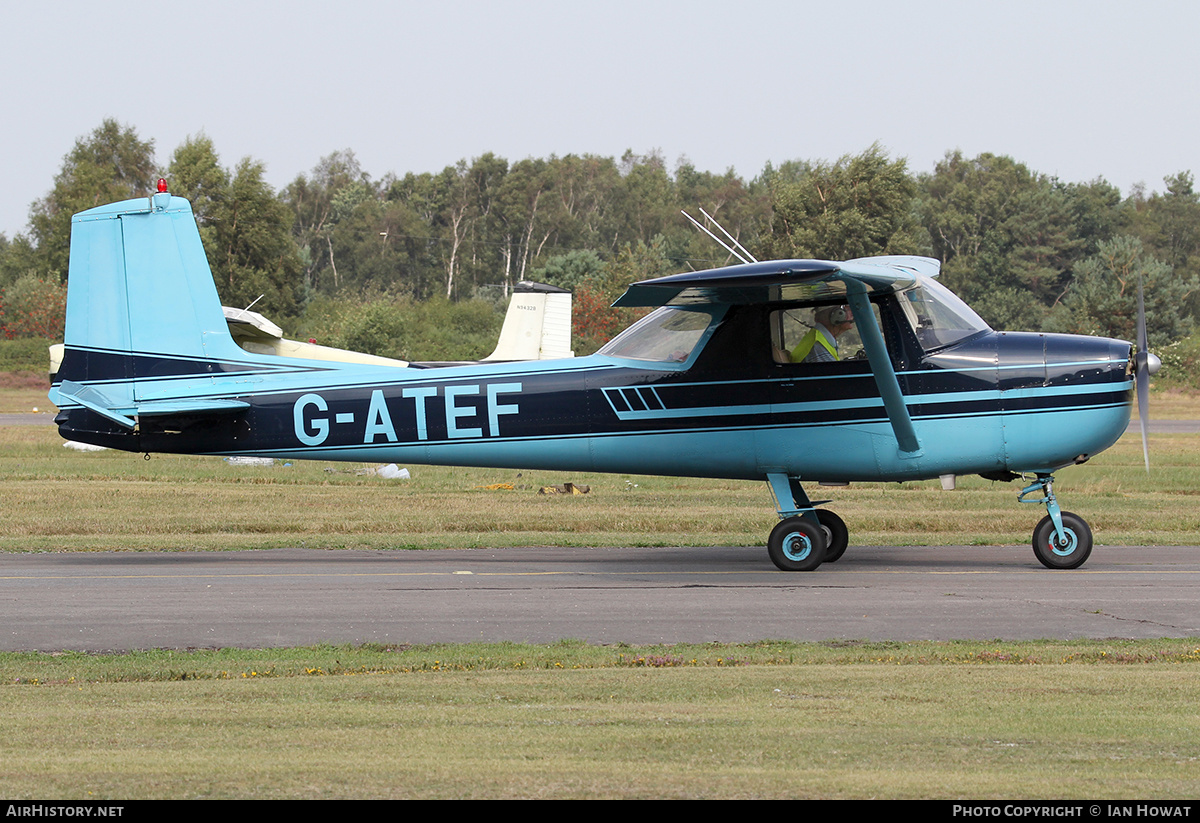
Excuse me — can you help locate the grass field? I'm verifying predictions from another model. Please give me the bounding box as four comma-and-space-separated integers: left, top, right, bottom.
3, 640, 1200, 799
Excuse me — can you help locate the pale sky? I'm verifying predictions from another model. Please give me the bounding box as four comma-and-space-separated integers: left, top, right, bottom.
2, 0, 1196, 238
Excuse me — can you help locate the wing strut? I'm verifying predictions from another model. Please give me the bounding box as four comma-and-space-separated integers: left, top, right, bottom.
844, 281, 921, 455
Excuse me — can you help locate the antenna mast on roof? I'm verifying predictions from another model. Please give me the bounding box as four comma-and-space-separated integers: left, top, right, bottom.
681, 208, 759, 264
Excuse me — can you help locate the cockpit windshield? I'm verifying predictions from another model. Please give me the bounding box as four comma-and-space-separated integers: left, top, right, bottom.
898, 278, 990, 351
598, 306, 719, 364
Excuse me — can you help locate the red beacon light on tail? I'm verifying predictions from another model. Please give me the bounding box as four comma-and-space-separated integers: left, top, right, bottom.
151, 178, 170, 211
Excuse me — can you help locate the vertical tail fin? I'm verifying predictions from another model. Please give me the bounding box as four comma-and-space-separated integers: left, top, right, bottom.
484, 282, 573, 361
51, 189, 247, 421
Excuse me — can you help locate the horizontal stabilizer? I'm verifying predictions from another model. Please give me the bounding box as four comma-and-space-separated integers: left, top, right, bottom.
57, 380, 136, 428
57, 379, 249, 427
223, 306, 283, 340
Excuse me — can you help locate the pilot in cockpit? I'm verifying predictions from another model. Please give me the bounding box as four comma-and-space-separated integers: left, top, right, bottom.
791, 304, 854, 363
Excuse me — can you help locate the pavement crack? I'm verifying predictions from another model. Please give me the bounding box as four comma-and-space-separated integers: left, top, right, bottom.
1080, 609, 1196, 633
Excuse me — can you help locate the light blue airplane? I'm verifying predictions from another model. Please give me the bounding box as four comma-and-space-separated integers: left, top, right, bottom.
48, 183, 1156, 571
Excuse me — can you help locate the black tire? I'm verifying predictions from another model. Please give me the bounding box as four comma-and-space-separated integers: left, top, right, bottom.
768, 517, 827, 571
816, 510, 849, 563
1032, 511, 1093, 569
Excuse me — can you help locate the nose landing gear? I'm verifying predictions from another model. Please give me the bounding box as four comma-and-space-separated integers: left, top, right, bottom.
1020, 474, 1093, 569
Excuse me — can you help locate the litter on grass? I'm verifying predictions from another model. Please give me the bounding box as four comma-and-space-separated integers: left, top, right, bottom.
538, 482, 590, 495
223, 456, 276, 467
63, 441, 108, 452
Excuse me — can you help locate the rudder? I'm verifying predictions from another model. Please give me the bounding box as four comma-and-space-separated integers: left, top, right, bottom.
51, 187, 249, 438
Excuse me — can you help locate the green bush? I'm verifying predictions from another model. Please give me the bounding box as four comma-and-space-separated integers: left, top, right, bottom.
1154, 334, 1200, 389
1, 274, 67, 340
0, 338, 56, 372
290, 294, 503, 362
397, 298, 503, 361
340, 301, 410, 359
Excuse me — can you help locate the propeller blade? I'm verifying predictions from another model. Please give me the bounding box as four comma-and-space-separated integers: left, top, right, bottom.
1135, 273, 1150, 473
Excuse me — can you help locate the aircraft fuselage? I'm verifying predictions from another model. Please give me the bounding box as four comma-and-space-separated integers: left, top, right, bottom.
55, 315, 1132, 484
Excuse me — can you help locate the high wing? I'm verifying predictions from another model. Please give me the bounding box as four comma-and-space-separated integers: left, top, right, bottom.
614, 256, 940, 454
612, 256, 939, 308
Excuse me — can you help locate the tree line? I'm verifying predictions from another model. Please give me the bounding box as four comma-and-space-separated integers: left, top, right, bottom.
2, 118, 1198, 357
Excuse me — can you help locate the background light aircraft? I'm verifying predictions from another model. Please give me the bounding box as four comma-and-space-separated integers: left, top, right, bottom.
49, 184, 1156, 571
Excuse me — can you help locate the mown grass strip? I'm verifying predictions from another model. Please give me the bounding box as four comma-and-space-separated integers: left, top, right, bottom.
4, 422, 1200, 551
2, 640, 1199, 799
5, 639, 1200, 684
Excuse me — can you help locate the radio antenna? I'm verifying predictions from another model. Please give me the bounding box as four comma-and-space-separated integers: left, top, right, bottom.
681, 210, 748, 264
681, 209, 758, 264
700, 208, 758, 263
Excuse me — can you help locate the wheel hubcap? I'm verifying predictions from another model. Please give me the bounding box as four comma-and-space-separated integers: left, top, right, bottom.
1049, 529, 1078, 557
783, 532, 812, 561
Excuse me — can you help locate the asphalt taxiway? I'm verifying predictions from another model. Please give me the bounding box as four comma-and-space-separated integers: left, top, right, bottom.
2, 544, 1197, 651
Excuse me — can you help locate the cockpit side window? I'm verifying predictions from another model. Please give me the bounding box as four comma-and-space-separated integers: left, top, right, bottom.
770, 302, 884, 365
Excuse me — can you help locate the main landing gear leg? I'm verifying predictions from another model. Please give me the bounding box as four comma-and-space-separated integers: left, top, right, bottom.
1019, 473, 1093, 570
764, 474, 849, 571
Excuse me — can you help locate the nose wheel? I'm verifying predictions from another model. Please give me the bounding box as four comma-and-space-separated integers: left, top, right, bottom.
1032, 511, 1093, 569
1020, 474, 1094, 569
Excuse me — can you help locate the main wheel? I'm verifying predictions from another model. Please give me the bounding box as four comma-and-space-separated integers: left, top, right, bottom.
1032, 511, 1093, 569
768, 517, 827, 571
816, 510, 849, 563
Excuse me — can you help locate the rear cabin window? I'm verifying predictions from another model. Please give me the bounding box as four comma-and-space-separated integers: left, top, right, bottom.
598, 306, 718, 363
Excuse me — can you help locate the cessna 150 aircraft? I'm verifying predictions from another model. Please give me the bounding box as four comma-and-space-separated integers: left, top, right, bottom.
49, 183, 1155, 571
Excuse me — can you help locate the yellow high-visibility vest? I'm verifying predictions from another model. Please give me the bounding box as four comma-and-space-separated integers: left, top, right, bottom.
790, 327, 838, 363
